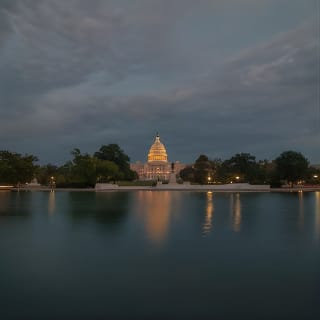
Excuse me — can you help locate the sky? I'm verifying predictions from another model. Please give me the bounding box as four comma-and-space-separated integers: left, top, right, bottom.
0, 0, 319, 165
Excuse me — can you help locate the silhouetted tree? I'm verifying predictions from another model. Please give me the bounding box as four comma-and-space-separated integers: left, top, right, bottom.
223, 153, 262, 183
0, 150, 38, 185
194, 155, 212, 184
274, 151, 309, 186
94, 144, 136, 180
179, 166, 195, 182
36, 164, 58, 185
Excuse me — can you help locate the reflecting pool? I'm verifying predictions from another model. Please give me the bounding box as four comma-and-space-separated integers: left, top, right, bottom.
0, 191, 319, 319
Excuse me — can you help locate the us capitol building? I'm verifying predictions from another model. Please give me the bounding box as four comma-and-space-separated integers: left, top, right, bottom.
130, 133, 186, 181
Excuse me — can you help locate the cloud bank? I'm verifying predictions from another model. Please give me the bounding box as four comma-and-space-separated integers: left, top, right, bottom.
0, 0, 318, 164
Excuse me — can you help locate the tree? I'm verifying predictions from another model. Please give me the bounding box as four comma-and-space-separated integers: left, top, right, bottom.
194, 155, 213, 184
55, 161, 74, 187
223, 153, 262, 183
96, 159, 119, 183
36, 164, 59, 185
94, 144, 136, 180
179, 166, 196, 182
57, 149, 122, 187
274, 151, 309, 186
70, 149, 97, 186
0, 150, 38, 185
209, 158, 229, 183
305, 166, 320, 184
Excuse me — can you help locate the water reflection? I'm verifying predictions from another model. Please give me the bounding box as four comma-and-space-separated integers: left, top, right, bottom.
0, 191, 11, 216
230, 193, 242, 232
0, 191, 31, 217
68, 192, 130, 229
94, 193, 130, 226
2, 192, 320, 319
135, 191, 171, 244
202, 191, 214, 236
298, 191, 304, 229
315, 192, 320, 240
48, 191, 55, 215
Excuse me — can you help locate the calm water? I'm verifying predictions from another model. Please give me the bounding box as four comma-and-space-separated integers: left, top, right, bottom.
0, 190, 319, 320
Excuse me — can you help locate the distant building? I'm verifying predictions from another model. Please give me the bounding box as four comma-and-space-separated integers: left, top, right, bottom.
130, 133, 186, 181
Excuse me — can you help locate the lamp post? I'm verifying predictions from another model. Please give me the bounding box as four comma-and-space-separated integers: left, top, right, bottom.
50, 176, 56, 191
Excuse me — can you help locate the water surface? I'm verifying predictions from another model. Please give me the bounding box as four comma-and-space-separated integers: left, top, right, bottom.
0, 191, 319, 319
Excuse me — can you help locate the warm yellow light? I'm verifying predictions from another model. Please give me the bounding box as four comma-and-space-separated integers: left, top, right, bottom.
147, 134, 168, 163
235, 176, 240, 180
314, 175, 318, 178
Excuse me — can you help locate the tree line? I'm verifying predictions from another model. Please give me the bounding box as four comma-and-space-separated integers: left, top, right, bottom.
0, 144, 137, 188
180, 151, 319, 187
0, 146, 319, 188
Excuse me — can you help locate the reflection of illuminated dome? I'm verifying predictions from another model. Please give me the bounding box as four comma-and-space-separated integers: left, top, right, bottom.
147, 133, 168, 162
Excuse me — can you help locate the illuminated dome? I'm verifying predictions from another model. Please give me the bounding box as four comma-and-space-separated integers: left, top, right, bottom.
147, 133, 168, 162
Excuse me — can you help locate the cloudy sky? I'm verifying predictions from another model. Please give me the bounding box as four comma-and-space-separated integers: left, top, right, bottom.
0, 0, 319, 164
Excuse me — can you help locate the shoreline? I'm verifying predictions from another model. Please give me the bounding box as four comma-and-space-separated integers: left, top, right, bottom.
8, 186, 320, 193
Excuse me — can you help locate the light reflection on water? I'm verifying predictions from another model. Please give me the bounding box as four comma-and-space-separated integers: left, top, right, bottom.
202, 191, 214, 236
0, 191, 31, 217
48, 191, 55, 215
315, 192, 320, 240
0, 191, 10, 215
298, 191, 304, 229
135, 191, 171, 244
1, 190, 320, 319
230, 193, 242, 232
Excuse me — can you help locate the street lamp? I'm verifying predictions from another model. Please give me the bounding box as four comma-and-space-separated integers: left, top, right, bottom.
208, 176, 212, 184
50, 176, 56, 191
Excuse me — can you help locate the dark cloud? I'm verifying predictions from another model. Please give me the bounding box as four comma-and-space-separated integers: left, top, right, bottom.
0, 0, 318, 164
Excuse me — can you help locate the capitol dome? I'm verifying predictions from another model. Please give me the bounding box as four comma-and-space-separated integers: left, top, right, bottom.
147, 133, 168, 162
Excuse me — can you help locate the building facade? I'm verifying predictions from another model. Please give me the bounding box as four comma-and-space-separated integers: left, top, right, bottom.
130, 134, 186, 181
